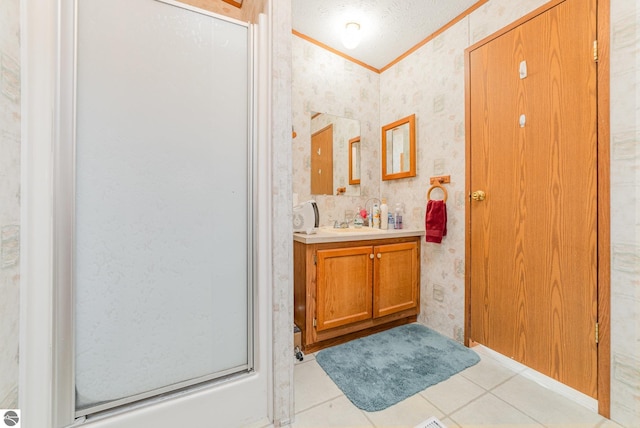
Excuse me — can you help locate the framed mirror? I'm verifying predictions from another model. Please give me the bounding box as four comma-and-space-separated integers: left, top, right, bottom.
349, 137, 361, 185
381, 114, 416, 180
310, 112, 361, 195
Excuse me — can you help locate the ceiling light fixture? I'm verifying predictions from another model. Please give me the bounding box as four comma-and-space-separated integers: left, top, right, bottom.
341, 22, 361, 50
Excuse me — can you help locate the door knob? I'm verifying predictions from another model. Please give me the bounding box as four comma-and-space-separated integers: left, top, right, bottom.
472, 190, 486, 201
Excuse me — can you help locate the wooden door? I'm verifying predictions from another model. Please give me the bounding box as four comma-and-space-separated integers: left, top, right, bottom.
468, 0, 598, 398
373, 242, 419, 318
316, 246, 373, 331
311, 124, 333, 195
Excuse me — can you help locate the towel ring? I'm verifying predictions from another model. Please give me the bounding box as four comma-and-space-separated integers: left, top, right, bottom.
427, 184, 448, 203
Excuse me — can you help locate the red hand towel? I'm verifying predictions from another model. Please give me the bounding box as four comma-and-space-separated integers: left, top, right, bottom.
425, 200, 447, 243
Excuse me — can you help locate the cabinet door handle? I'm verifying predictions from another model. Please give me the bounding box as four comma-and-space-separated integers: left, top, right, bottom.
377, 253, 382, 259
369, 253, 374, 259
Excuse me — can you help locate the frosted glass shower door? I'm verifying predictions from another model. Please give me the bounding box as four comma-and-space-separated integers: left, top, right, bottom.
74, 0, 252, 415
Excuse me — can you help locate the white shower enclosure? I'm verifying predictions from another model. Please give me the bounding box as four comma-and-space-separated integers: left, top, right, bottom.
60, 0, 255, 417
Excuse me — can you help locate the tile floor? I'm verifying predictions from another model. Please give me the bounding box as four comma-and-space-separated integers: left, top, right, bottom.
292, 345, 624, 428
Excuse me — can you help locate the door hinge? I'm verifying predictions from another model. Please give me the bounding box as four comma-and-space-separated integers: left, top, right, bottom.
593, 40, 598, 62
313, 318, 317, 327
313, 254, 317, 265
595, 322, 599, 344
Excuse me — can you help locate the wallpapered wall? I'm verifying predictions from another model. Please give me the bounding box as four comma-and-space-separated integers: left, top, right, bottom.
292, 35, 380, 223
379, 15, 470, 343
0, 0, 20, 410
609, 0, 639, 425
292, 0, 639, 425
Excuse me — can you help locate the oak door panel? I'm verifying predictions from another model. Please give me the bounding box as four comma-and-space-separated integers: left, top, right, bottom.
468, 0, 597, 397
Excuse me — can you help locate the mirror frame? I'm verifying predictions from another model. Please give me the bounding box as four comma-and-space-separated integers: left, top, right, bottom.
381, 114, 416, 180
348, 136, 361, 185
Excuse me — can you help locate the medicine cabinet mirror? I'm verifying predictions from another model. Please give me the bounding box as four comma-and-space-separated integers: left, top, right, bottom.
310, 112, 361, 196
381, 114, 416, 180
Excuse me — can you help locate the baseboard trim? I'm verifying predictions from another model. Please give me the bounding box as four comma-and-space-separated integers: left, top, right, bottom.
473, 344, 598, 413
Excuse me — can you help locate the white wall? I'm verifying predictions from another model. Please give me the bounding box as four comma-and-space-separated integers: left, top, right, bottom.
0, 0, 20, 410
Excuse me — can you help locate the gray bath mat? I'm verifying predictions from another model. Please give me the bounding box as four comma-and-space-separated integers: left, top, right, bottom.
315, 323, 480, 412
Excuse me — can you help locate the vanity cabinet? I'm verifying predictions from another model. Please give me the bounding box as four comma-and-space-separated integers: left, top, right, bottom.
294, 234, 421, 352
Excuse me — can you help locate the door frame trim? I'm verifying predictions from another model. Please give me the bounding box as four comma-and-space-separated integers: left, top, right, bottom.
463, 0, 610, 417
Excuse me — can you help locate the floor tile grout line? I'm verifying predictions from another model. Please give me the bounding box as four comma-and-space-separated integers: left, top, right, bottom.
485, 388, 549, 427
293, 356, 316, 367
414, 391, 449, 420
484, 369, 576, 427
458, 365, 520, 393
485, 370, 521, 392
465, 352, 607, 424
484, 372, 607, 428
418, 392, 456, 420
294, 352, 612, 428
439, 389, 492, 422
293, 391, 346, 417
360, 407, 378, 428
445, 389, 550, 428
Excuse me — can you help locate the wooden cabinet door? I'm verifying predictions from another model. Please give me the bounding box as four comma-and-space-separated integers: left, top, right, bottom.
373, 242, 419, 318
316, 246, 373, 331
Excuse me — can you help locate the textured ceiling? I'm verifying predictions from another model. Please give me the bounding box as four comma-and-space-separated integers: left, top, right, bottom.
292, 0, 481, 70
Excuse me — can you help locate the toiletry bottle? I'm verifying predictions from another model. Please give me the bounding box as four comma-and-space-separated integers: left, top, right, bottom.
380, 199, 388, 230
354, 207, 364, 228
372, 202, 380, 228
394, 203, 403, 229
388, 212, 395, 229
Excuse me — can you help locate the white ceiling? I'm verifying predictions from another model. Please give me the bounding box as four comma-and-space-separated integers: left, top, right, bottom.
292, 0, 480, 70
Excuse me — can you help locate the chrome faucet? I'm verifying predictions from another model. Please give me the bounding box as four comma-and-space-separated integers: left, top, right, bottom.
334, 219, 350, 228
333, 209, 354, 228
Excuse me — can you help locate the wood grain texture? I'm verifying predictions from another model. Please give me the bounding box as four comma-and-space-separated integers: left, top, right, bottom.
468, 0, 598, 398
596, 0, 611, 417
348, 136, 361, 185
311, 124, 333, 195
177, 0, 266, 23
303, 316, 417, 354
293, 241, 309, 345
373, 242, 419, 318
291, 30, 380, 74
381, 114, 416, 181
316, 246, 374, 331
294, 236, 420, 352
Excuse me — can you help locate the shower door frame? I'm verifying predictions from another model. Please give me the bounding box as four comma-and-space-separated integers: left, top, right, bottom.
52, 0, 262, 424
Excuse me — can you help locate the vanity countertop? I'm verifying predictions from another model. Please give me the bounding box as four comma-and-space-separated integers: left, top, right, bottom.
293, 227, 425, 244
